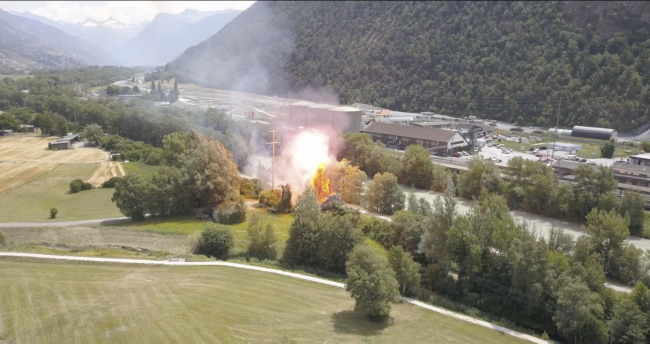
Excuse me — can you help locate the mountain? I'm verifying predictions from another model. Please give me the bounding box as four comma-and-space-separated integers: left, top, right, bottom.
0, 17, 84, 71
167, 1, 650, 131
112, 9, 240, 66
0, 9, 116, 66
8, 11, 148, 51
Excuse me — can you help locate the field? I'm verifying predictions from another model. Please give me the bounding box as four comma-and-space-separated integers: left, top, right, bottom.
0, 134, 109, 195
87, 161, 125, 187
0, 259, 527, 344
0, 164, 122, 222
122, 161, 158, 176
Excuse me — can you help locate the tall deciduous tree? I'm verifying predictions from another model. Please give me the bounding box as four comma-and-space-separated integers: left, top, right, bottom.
387, 245, 421, 295
112, 174, 149, 221
364, 172, 405, 215
346, 244, 400, 321
282, 186, 322, 266
180, 131, 240, 209
458, 155, 501, 199
341, 165, 366, 204
400, 144, 434, 189
82, 123, 104, 146
619, 191, 646, 236
583, 208, 630, 274
553, 278, 607, 344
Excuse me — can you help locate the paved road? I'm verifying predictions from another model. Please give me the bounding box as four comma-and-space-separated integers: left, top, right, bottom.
0, 252, 549, 344
0, 217, 129, 228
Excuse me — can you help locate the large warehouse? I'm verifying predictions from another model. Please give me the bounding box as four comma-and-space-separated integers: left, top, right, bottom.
571, 126, 617, 140
287, 101, 363, 133
362, 122, 467, 154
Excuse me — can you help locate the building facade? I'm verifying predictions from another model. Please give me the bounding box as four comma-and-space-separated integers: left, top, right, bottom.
362, 122, 467, 154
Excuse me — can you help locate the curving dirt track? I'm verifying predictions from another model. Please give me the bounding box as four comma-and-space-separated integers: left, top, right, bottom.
86, 161, 125, 187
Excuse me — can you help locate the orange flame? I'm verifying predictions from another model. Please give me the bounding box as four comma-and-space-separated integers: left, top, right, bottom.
311, 162, 332, 203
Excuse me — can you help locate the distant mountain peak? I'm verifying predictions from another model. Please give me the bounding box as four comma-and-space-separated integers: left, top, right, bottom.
81, 18, 99, 27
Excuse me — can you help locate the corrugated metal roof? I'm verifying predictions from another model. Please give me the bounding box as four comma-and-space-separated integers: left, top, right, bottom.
362, 122, 459, 142
329, 106, 363, 112
572, 126, 616, 133
412, 121, 452, 127
612, 162, 650, 172
630, 154, 650, 160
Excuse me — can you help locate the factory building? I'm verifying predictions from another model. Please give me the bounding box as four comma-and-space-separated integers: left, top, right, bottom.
571, 126, 617, 140
362, 122, 467, 154
287, 101, 362, 133
412, 121, 452, 129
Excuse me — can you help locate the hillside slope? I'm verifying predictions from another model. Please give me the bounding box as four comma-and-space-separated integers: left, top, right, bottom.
167, 1, 650, 131
112, 10, 240, 66
0, 9, 116, 66
0, 17, 84, 72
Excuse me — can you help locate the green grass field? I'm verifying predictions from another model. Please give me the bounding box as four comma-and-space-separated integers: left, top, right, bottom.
122, 161, 158, 176
107, 207, 295, 252
0, 164, 122, 222
0, 259, 527, 343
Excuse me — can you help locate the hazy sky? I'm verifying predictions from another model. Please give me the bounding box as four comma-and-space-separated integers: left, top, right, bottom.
0, 1, 255, 25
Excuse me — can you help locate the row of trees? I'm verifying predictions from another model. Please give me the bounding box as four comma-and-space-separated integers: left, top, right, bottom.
112, 131, 240, 220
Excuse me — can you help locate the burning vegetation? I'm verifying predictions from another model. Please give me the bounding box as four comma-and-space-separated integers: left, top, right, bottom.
311, 162, 333, 203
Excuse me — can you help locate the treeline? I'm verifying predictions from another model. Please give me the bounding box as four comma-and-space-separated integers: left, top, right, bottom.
169, 1, 650, 130
112, 131, 240, 220
339, 133, 648, 237
29, 67, 145, 87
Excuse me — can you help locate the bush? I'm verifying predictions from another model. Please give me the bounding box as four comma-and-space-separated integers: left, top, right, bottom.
101, 176, 122, 188
259, 189, 281, 208
50, 207, 58, 219
201, 225, 234, 259
69, 179, 93, 193
240, 178, 262, 199
0, 231, 6, 245
509, 127, 523, 132
215, 196, 247, 224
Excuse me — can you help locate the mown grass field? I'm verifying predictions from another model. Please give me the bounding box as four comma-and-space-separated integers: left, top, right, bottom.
122, 161, 158, 176
107, 207, 294, 252
0, 164, 122, 222
0, 259, 527, 344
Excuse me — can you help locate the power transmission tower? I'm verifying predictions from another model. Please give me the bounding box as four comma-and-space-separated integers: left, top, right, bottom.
266, 126, 280, 190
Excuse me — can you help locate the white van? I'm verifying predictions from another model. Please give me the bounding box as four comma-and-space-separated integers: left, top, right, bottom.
564, 155, 577, 161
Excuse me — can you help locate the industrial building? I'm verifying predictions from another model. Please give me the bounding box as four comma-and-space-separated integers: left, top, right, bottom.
629, 153, 650, 166
0, 129, 13, 136
571, 126, 617, 140
412, 121, 452, 129
455, 123, 495, 137
362, 122, 467, 154
546, 142, 582, 152
287, 101, 362, 133
20, 124, 35, 132
373, 109, 392, 122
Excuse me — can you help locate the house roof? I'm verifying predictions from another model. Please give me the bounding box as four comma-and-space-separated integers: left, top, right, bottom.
362, 122, 459, 142
630, 154, 650, 160
373, 109, 391, 117
412, 121, 451, 127
612, 162, 650, 173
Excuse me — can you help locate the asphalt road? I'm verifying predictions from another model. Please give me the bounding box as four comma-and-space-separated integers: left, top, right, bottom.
0, 252, 550, 344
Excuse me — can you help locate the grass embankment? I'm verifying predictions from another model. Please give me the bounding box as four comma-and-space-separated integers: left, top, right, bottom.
498, 132, 630, 159
0, 164, 122, 222
122, 161, 158, 176
0, 259, 528, 344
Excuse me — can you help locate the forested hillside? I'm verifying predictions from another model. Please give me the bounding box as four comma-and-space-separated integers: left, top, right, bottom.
168, 1, 650, 131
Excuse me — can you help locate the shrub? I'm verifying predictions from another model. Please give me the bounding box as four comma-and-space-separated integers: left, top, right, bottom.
101, 176, 121, 188
50, 207, 58, 219
201, 225, 234, 259
240, 178, 262, 199
215, 196, 247, 224
259, 189, 281, 208
509, 127, 523, 132
70, 179, 93, 193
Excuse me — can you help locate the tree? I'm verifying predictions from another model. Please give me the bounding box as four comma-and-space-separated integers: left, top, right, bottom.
419, 176, 456, 264
583, 209, 630, 273
607, 298, 647, 344
619, 191, 646, 236
276, 184, 292, 213
282, 187, 322, 266
216, 196, 247, 224
0, 113, 19, 130
69, 179, 92, 193
641, 141, 650, 153
82, 123, 104, 146
201, 224, 234, 259
131, 76, 135, 82
180, 131, 240, 209
364, 172, 405, 215
50, 207, 58, 219
259, 189, 280, 208
553, 278, 607, 344
387, 246, 421, 295
133, 85, 140, 93
341, 165, 366, 204
458, 156, 500, 199
150, 80, 157, 95
157, 80, 162, 94
112, 174, 149, 221
400, 144, 434, 188
318, 212, 363, 273
407, 192, 419, 214
173, 78, 179, 95
345, 245, 400, 321
247, 214, 278, 260
146, 166, 193, 217
600, 139, 616, 158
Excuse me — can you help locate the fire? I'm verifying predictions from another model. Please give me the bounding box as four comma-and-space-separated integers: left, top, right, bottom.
280, 129, 333, 193
311, 162, 332, 203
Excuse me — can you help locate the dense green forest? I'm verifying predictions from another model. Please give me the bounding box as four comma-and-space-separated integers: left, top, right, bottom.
168, 1, 650, 131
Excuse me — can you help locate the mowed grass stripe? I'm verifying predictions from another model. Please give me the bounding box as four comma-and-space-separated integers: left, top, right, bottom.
0, 260, 527, 344
0, 164, 122, 222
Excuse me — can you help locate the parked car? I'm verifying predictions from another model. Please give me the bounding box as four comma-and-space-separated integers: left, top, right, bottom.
533, 149, 540, 154
502, 149, 510, 154
490, 157, 502, 163
536, 153, 545, 157
539, 157, 552, 163
529, 147, 536, 151
461, 151, 469, 156
452, 152, 461, 157
579, 158, 588, 163
588, 162, 598, 166
539, 147, 547, 150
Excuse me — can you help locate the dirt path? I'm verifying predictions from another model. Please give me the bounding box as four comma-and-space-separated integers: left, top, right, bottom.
0, 252, 549, 344
86, 161, 125, 187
